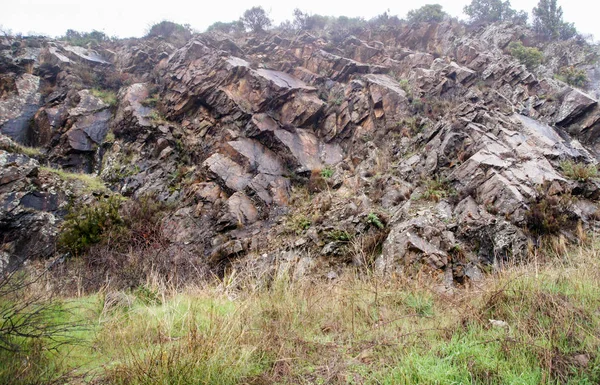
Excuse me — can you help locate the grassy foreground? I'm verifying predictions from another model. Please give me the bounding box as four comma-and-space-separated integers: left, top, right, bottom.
2, 241, 600, 384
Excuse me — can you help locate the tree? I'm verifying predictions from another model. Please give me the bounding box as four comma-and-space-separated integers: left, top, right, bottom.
207, 21, 244, 34
532, 0, 577, 40
240, 6, 272, 32
293, 9, 328, 31
406, 4, 448, 23
463, 0, 528, 25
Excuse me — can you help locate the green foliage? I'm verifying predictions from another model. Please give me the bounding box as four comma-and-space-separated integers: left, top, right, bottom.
419, 176, 455, 202
560, 160, 598, 182
62, 29, 109, 46
287, 214, 312, 235
508, 41, 543, 71
532, 0, 577, 40
293, 9, 329, 30
90, 88, 117, 107
406, 4, 447, 23
556, 66, 589, 88
59, 196, 126, 255
464, 0, 528, 24
206, 20, 244, 34
240, 6, 272, 32
146, 21, 192, 38
320, 167, 334, 179
404, 293, 434, 317
367, 212, 385, 229
327, 229, 352, 242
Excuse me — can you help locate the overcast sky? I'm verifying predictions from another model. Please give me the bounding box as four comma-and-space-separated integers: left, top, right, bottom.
1, 0, 598, 40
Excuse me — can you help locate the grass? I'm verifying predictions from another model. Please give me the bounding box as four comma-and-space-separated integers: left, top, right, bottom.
417, 176, 456, 202
0, 140, 44, 158
5, 238, 600, 384
90, 88, 118, 107
560, 160, 598, 182
40, 166, 107, 193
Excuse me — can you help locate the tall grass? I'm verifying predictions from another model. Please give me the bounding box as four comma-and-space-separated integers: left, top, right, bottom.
8, 239, 600, 384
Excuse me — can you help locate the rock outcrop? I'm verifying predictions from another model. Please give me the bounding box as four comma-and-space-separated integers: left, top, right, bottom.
1, 21, 600, 285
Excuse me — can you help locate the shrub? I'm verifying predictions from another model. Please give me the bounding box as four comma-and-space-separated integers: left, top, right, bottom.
508, 41, 543, 71
367, 212, 385, 229
146, 21, 192, 38
206, 20, 244, 34
90, 88, 117, 107
58, 196, 126, 255
418, 176, 455, 202
526, 192, 574, 236
556, 66, 589, 88
240, 6, 272, 32
560, 160, 598, 182
320, 167, 334, 179
62, 29, 109, 46
406, 4, 448, 23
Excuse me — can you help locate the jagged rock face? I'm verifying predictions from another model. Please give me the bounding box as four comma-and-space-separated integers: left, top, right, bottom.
1, 22, 600, 282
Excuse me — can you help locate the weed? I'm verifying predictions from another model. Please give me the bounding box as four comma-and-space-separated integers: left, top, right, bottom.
90, 88, 118, 107
41, 166, 107, 193
320, 167, 334, 179
555, 66, 589, 88
418, 176, 455, 202
560, 160, 598, 182
367, 212, 385, 229
526, 191, 574, 236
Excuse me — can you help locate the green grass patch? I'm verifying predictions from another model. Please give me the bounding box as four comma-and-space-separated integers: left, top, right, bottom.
41, 166, 107, 193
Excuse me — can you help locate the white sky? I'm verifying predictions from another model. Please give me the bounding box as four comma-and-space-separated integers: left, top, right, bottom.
1, 0, 598, 40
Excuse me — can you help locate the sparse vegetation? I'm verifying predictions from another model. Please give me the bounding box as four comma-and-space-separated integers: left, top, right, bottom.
367, 212, 385, 229
320, 167, 334, 179
464, 0, 528, 25
418, 176, 455, 202
560, 160, 598, 182
61, 29, 110, 47
90, 88, 117, 107
555, 66, 589, 88
526, 191, 574, 236
508, 41, 544, 71
40, 166, 107, 192
146, 21, 192, 38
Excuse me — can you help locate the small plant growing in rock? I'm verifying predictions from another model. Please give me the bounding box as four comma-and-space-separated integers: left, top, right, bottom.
555, 66, 589, 88
419, 176, 455, 202
59, 196, 126, 255
526, 191, 574, 236
508, 41, 543, 71
327, 229, 352, 242
320, 167, 334, 179
367, 212, 385, 229
90, 88, 118, 107
559, 160, 598, 182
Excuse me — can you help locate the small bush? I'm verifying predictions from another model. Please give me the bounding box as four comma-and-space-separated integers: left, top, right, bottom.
240, 6, 272, 32
419, 176, 455, 202
526, 192, 574, 236
62, 29, 109, 47
320, 167, 334, 179
367, 212, 385, 229
560, 160, 598, 182
556, 66, 589, 88
508, 41, 543, 71
146, 21, 192, 38
90, 88, 117, 107
59, 196, 126, 255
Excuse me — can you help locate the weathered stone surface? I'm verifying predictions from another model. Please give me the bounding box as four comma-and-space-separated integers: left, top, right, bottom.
555, 88, 597, 126
0, 74, 41, 144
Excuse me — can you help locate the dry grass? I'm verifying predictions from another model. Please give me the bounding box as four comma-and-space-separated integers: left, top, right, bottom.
8, 236, 600, 384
